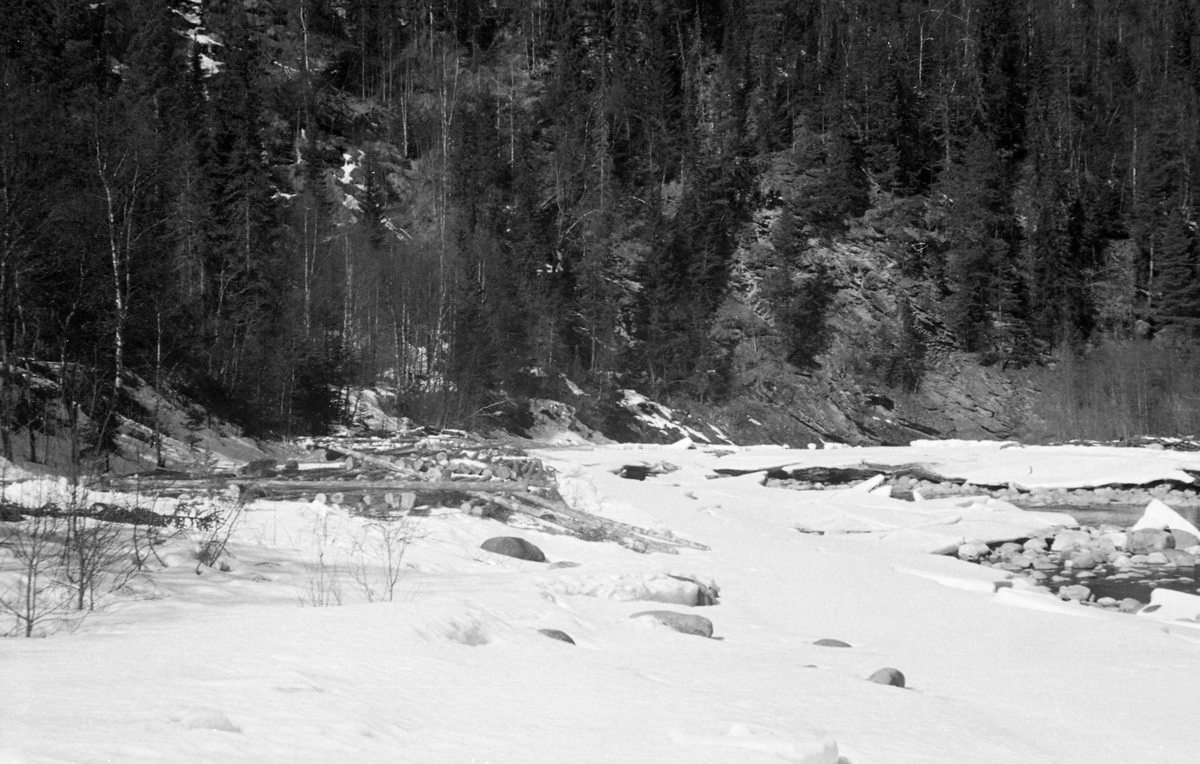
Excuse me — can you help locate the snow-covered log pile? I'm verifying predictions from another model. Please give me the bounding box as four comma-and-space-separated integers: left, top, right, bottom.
96, 430, 707, 555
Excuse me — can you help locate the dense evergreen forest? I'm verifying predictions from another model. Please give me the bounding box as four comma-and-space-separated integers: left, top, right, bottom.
4, 0, 1200, 445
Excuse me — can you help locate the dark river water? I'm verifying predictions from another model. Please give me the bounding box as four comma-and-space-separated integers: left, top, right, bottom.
1018, 503, 1200, 530
1010, 503, 1199, 603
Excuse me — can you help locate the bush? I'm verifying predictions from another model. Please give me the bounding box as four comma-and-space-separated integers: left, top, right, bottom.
1028, 340, 1200, 440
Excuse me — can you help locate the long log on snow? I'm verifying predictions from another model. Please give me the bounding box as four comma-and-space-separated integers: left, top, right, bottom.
513, 490, 709, 552
472, 491, 690, 555
333, 442, 706, 554
97, 477, 536, 495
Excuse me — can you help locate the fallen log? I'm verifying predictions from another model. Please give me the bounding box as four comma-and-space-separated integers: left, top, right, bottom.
472, 491, 690, 555
515, 491, 709, 552
99, 477, 534, 496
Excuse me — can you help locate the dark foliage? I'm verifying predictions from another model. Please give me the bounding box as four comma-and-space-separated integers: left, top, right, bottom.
2, 0, 1200, 446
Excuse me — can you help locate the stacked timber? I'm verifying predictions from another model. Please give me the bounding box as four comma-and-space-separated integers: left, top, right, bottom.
98, 429, 707, 556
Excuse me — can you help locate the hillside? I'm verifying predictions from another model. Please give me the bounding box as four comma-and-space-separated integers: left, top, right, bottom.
6, 1, 1200, 450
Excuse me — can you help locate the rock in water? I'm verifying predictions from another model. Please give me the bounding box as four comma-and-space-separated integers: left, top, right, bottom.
1172, 529, 1200, 549
867, 668, 906, 687
813, 639, 852, 648
1118, 598, 1144, 614
480, 536, 546, 562
956, 541, 990, 561
1126, 528, 1174, 555
1059, 584, 1092, 601
630, 610, 714, 637
1051, 529, 1092, 553
1162, 548, 1199, 566
538, 628, 575, 645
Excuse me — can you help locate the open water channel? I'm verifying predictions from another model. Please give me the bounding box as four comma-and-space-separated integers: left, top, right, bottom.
1011, 502, 1200, 603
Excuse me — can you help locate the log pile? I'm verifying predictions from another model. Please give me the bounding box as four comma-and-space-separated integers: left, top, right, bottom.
99, 429, 707, 555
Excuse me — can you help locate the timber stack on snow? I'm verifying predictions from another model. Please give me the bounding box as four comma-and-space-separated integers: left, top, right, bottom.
99, 429, 706, 556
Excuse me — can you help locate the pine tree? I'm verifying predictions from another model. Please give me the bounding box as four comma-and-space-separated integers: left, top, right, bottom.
934, 130, 1013, 353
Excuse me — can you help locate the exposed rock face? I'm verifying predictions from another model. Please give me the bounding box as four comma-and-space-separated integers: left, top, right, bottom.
712, 202, 1036, 447
480, 537, 546, 562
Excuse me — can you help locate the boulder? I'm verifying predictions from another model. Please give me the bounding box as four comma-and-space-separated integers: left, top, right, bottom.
1007, 554, 1034, 569
996, 542, 1025, 560
1162, 548, 1199, 566
1118, 598, 1144, 613
957, 541, 991, 561
1058, 584, 1092, 602
1125, 528, 1174, 555
1023, 537, 1048, 553
866, 668, 906, 687
480, 536, 546, 562
1051, 529, 1092, 553
1145, 552, 1169, 565
631, 610, 714, 638
813, 639, 852, 648
1172, 529, 1200, 549
538, 628, 575, 645
1086, 537, 1117, 558
1066, 550, 1100, 570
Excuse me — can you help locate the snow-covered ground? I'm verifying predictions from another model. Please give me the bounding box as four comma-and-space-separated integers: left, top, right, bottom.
4, 441, 1200, 763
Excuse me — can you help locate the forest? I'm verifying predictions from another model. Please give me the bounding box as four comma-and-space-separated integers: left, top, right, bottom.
4, 0, 1200, 447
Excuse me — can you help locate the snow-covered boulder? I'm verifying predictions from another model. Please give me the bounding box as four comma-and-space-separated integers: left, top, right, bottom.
1138, 588, 1200, 622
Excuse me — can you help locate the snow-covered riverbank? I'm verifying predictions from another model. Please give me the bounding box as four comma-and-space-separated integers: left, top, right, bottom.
4, 441, 1200, 763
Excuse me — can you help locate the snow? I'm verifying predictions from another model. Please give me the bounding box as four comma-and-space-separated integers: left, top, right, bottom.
4, 441, 1200, 762
715, 440, 1200, 488
1131, 499, 1200, 537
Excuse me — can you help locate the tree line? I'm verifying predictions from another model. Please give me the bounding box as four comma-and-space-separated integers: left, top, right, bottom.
3, 0, 1199, 444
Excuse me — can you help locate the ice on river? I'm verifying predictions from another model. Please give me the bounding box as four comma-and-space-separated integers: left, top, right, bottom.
3, 441, 1200, 763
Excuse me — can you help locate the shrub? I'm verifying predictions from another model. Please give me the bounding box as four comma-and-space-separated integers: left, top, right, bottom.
1027, 340, 1200, 440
